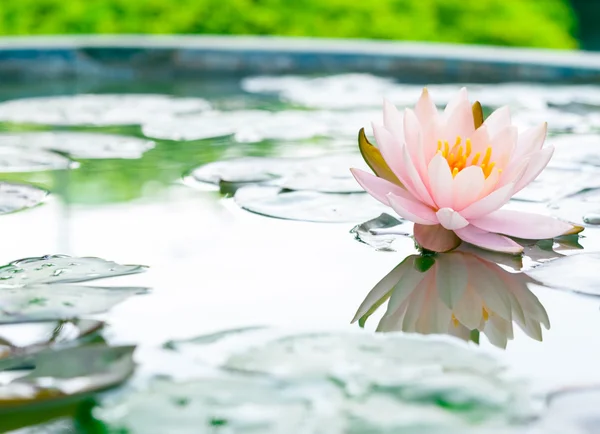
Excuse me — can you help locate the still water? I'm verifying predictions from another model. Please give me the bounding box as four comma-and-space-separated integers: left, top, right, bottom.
0, 74, 600, 432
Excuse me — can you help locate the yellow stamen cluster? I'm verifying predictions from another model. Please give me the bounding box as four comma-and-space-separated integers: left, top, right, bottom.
436, 136, 500, 179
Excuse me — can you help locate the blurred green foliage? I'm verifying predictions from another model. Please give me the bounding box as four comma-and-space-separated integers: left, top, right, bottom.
0, 0, 578, 49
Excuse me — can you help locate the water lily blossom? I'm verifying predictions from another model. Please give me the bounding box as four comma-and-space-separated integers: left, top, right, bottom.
351, 88, 583, 254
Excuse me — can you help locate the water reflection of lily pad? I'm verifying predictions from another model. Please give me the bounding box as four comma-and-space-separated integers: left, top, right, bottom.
550, 134, 600, 168
536, 387, 600, 434
0, 182, 48, 215
234, 185, 387, 223
0, 132, 155, 160
0, 94, 210, 126
0, 285, 146, 324
0, 319, 103, 359
528, 253, 600, 296
0, 147, 73, 173
0, 344, 135, 413
0, 255, 147, 286
512, 168, 600, 203
192, 155, 363, 194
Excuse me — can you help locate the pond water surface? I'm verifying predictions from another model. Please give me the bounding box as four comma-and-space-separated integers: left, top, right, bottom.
1, 74, 600, 433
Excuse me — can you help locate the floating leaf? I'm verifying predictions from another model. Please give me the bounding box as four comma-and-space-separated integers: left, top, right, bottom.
535, 387, 600, 434
191, 154, 364, 194
350, 213, 404, 251
95, 375, 335, 434
0, 94, 210, 126
0, 132, 155, 160
143, 109, 377, 142
0, 146, 73, 173
96, 330, 534, 434
528, 253, 600, 296
0, 319, 103, 359
0, 255, 147, 286
358, 128, 401, 185
549, 188, 600, 227
233, 185, 388, 223
0, 344, 135, 414
0, 182, 48, 215
0, 285, 146, 324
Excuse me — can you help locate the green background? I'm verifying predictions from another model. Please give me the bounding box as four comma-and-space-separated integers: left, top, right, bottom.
0, 0, 587, 49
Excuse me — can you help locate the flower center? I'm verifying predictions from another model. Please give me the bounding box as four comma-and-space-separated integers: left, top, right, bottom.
436, 136, 499, 179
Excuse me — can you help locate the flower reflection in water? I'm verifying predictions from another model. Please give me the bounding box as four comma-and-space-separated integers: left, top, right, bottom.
353, 251, 549, 349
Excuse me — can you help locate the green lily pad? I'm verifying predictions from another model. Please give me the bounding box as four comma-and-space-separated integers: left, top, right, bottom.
0, 182, 48, 215
0, 132, 155, 160
0, 285, 146, 324
0, 344, 135, 415
233, 185, 388, 223
0, 146, 73, 173
0, 94, 210, 126
0, 255, 147, 286
528, 253, 600, 296
0, 319, 103, 359
190, 154, 364, 194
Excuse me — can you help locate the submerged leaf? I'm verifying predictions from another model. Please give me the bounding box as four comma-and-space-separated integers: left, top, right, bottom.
350, 213, 404, 251
358, 128, 401, 186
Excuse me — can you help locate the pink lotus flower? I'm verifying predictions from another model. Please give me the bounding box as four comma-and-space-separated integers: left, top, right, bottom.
351, 88, 583, 254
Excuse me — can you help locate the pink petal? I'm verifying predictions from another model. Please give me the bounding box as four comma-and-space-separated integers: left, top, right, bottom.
383, 99, 404, 140
436, 208, 469, 230
444, 87, 469, 115
468, 124, 491, 158
514, 147, 554, 193
444, 99, 475, 143
350, 168, 414, 205
470, 209, 577, 239
401, 144, 437, 208
372, 123, 408, 184
414, 88, 438, 126
460, 182, 515, 220
452, 286, 485, 330
484, 106, 511, 137
387, 193, 438, 225
428, 154, 453, 209
453, 165, 485, 211
479, 166, 500, 198
413, 223, 461, 252
488, 126, 518, 170
435, 253, 468, 309
454, 225, 524, 254
404, 108, 428, 179
512, 122, 547, 162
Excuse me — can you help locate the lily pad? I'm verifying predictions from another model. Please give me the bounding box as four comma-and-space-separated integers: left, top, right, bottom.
95, 375, 338, 434
191, 154, 365, 194
96, 330, 534, 434
549, 188, 600, 227
512, 168, 600, 203
143, 109, 378, 142
0, 285, 146, 323
233, 185, 388, 223
0, 319, 103, 358
0, 94, 210, 126
0, 182, 48, 215
0, 344, 135, 413
0, 147, 73, 173
350, 213, 404, 251
0, 255, 147, 286
0, 132, 155, 160
528, 253, 600, 296
535, 387, 600, 434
